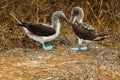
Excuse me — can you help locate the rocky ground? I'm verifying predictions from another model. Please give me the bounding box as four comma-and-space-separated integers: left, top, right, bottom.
0, 42, 119, 80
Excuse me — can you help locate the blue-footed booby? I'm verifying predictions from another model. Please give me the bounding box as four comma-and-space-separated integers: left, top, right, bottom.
69, 7, 107, 51
10, 11, 68, 50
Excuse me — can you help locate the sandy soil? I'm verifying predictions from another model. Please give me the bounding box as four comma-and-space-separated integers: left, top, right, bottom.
0, 42, 119, 80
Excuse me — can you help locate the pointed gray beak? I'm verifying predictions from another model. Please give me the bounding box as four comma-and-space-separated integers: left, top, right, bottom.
69, 16, 73, 23
61, 16, 70, 25
69, 14, 75, 23
65, 17, 69, 23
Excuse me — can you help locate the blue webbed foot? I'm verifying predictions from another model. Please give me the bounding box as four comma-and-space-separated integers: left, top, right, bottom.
71, 47, 81, 51
80, 46, 89, 51
42, 44, 53, 50
71, 45, 89, 51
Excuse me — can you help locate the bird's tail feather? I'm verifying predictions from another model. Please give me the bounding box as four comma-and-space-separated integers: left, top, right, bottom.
94, 35, 109, 41
17, 23, 24, 26
9, 12, 22, 25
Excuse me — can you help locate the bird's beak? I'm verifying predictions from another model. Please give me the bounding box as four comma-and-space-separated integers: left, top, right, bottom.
63, 16, 70, 25
69, 16, 73, 23
69, 15, 75, 23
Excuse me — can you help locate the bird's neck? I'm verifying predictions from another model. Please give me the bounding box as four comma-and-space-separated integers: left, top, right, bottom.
73, 16, 83, 24
77, 19, 83, 23
52, 18, 60, 35
77, 14, 84, 23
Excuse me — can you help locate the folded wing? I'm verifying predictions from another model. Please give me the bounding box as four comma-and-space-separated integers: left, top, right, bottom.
71, 23, 97, 40
19, 22, 56, 36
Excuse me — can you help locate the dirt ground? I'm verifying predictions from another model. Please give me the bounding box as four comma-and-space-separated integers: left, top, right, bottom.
0, 0, 120, 80
0, 39, 120, 80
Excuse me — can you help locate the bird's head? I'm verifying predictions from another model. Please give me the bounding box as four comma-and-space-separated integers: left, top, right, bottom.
70, 7, 84, 24
52, 11, 69, 23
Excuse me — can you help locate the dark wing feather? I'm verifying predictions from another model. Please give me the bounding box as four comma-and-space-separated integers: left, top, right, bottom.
19, 22, 56, 36
77, 22, 96, 34
71, 23, 97, 40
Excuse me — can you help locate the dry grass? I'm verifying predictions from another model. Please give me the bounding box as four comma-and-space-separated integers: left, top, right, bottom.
0, 0, 120, 79
0, 0, 120, 51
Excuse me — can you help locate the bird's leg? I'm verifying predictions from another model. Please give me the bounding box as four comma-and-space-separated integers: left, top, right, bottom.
42, 44, 53, 50
80, 43, 90, 51
71, 38, 83, 51
71, 45, 82, 50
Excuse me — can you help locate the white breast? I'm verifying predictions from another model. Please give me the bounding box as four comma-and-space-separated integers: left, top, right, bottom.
43, 23, 60, 42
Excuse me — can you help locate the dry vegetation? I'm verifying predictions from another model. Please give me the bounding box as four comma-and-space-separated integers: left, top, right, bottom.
0, 0, 120, 80
0, 0, 120, 51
